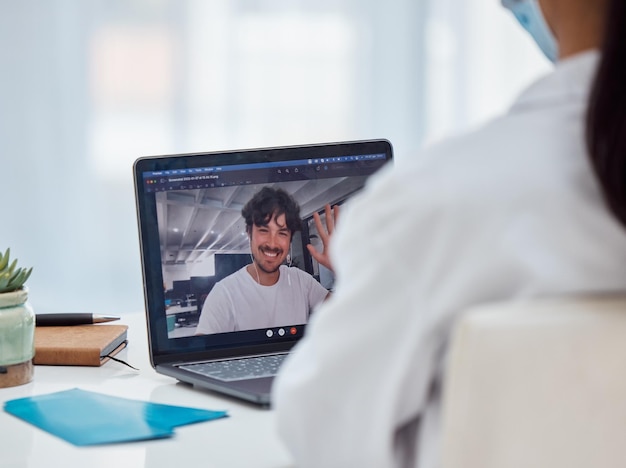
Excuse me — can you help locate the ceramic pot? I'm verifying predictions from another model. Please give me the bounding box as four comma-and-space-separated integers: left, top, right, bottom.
0, 287, 35, 388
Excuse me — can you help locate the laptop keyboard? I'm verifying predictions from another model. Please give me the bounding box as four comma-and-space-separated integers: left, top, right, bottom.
179, 354, 288, 382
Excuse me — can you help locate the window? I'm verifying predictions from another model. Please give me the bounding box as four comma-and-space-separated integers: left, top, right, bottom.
0, 0, 548, 314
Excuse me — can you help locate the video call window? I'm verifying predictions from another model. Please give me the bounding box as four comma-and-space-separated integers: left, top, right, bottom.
158, 176, 368, 339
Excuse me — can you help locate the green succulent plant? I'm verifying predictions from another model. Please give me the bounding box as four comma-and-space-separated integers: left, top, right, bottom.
0, 248, 33, 294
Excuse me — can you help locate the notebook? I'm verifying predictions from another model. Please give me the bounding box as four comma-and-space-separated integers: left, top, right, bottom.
34, 324, 128, 367
133, 140, 393, 406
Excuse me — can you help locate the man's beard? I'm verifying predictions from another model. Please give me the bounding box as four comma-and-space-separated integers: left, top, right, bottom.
252, 246, 284, 274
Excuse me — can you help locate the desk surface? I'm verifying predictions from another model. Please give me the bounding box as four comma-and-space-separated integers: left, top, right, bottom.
0, 312, 294, 468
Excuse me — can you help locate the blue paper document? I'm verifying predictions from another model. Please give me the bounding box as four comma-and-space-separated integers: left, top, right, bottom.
4, 388, 228, 446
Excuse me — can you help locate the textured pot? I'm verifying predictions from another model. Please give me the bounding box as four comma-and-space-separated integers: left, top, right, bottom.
0, 287, 35, 388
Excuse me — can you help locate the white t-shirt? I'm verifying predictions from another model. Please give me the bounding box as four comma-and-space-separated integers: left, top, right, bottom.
195, 265, 329, 334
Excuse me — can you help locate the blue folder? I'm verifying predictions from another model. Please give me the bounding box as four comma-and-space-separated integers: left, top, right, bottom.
4, 388, 228, 446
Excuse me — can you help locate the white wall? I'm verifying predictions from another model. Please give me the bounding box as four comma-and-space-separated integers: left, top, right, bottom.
0, 0, 549, 315
162, 256, 216, 291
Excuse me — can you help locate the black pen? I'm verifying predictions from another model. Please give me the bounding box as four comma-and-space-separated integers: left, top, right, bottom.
35, 313, 121, 327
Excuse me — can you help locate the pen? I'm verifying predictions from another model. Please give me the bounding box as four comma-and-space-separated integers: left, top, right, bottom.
35, 313, 121, 327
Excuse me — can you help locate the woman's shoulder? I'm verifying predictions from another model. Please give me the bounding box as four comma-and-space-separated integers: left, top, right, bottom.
338, 103, 590, 252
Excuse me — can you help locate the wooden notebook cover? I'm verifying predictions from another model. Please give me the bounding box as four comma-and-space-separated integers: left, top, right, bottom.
34, 324, 128, 367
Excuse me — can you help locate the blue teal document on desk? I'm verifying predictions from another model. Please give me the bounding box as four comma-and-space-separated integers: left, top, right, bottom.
3, 388, 228, 446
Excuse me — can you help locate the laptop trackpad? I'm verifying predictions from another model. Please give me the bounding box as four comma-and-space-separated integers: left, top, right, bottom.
227, 376, 274, 395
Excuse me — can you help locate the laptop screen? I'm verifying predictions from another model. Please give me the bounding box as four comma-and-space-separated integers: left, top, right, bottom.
134, 140, 392, 362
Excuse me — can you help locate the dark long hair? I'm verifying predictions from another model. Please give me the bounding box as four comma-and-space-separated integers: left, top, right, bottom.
585, 0, 626, 227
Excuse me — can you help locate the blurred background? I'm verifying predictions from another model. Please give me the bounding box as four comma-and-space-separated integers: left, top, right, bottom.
0, 0, 550, 315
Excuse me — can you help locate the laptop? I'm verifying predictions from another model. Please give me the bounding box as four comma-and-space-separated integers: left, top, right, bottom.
133, 139, 393, 406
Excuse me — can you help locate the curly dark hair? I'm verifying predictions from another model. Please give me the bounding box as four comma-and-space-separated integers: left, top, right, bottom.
242, 187, 302, 238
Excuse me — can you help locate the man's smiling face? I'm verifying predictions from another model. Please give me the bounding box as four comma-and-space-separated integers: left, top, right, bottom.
249, 212, 291, 274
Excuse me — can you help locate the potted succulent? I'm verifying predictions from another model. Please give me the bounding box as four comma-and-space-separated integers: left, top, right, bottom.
0, 248, 34, 388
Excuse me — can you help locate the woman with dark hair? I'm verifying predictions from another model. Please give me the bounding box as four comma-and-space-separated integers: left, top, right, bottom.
273, 1, 626, 467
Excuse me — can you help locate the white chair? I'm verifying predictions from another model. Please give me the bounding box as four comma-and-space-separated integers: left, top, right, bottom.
441, 295, 626, 468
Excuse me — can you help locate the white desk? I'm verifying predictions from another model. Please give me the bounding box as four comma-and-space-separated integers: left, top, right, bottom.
0, 312, 294, 468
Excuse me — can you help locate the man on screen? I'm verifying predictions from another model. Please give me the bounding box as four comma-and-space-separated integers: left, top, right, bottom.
195, 186, 334, 335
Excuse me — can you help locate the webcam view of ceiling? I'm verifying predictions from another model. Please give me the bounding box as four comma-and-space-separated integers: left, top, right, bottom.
156, 176, 368, 265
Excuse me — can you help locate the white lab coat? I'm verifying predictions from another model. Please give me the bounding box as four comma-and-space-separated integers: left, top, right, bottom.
272, 50, 626, 468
